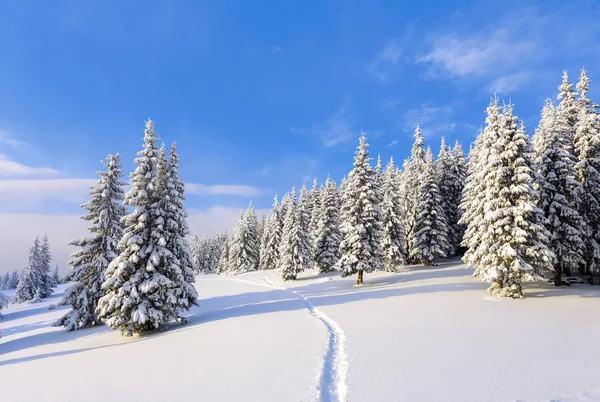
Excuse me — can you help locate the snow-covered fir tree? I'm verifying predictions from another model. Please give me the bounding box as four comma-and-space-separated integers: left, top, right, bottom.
163, 142, 198, 310
574, 99, 600, 276
190, 235, 202, 273
228, 203, 260, 275
0, 291, 9, 318
279, 190, 310, 280
450, 141, 467, 253
298, 184, 314, 270
257, 214, 267, 249
216, 237, 230, 275
401, 126, 426, 260
259, 195, 282, 271
314, 177, 341, 273
13, 238, 42, 303
460, 102, 503, 272
335, 134, 384, 285
0, 272, 7, 290
97, 120, 196, 336
410, 148, 449, 265
436, 138, 466, 256
37, 234, 54, 298
380, 157, 407, 271
51, 266, 60, 287
8, 269, 19, 289
54, 153, 127, 331
556, 71, 579, 148
308, 178, 321, 240
533, 100, 585, 283
462, 103, 554, 298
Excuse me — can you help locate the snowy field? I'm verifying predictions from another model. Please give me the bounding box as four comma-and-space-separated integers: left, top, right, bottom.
1, 259, 599, 402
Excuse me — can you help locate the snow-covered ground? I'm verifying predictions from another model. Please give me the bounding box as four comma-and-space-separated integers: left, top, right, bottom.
1, 259, 599, 402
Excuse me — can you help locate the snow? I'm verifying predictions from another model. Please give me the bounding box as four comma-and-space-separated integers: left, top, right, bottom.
1, 259, 600, 402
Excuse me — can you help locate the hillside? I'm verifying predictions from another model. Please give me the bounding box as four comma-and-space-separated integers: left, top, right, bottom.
1, 259, 599, 402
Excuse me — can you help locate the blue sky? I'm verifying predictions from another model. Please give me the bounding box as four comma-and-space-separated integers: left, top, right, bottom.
1, 0, 599, 271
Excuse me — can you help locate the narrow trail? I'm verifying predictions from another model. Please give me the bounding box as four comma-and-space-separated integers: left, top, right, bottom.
256, 273, 349, 402
204, 272, 350, 402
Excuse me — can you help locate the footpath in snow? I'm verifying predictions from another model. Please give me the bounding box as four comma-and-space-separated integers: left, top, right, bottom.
1, 259, 600, 402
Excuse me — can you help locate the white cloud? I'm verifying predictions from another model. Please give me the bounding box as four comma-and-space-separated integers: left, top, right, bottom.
386, 140, 398, 148
186, 183, 263, 197
291, 104, 355, 147
418, 29, 536, 79
403, 104, 456, 138
368, 40, 404, 83
488, 71, 532, 94
0, 178, 95, 202
0, 130, 27, 148
0, 206, 270, 275
259, 155, 319, 184
0, 154, 59, 177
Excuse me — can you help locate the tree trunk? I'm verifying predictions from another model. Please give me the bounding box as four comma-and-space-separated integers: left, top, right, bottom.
554, 261, 563, 287
356, 270, 363, 285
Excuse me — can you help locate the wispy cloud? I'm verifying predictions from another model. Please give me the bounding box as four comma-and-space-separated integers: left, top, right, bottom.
386, 140, 398, 148
416, 4, 600, 94
0, 154, 60, 177
0, 178, 95, 202
0, 130, 28, 148
368, 25, 416, 83
264, 45, 283, 53
403, 104, 456, 137
186, 183, 263, 197
291, 104, 355, 147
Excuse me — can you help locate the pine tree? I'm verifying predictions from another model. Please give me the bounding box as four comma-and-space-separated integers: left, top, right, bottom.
0, 272, 8, 290
574, 102, 600, 276
308, 178, 321, 239
0, 291, 9, 318
556, 71, 580, 154
190, 235, 202, 273
335, 134, 384, 284
216, 238, 230, 275
259, 195, 282, 271
97, 120, 194, 336
37, 234, 53, 298
463, 104, 554, 298
163, 142, 198, 310
279, 190, 308, 280
228, 203, 259, 275
52, 266, 60, 287
55, 153, 127, 331
257, 215, 267, 249
450, 141, 468, 253
314, 177, 341, 273
298, 184, 314, 270
13, 238, 43, 303
460, 101, 503, 271
8, 270, 19, 289
436, 138, 466, 256
401, 126, 426, 260
410, 148, 449, 265
380, 157, 407, 271
533, 100, 585, 283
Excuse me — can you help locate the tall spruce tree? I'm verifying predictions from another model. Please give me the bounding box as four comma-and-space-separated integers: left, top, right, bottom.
280, 190, 308, 280
162, 142, 198, 311
410, 148, 449, 265
8, 269, 19, 289
450, 141, 467, 253
55, 153, 127, 331
533, 100, 585, 283
436, 138, 456, 255
335, 134, 384, 284
216, 237, 230, 275
0, 272, 8, 290
97, 120, 194, 336
228, 203, 259, 274
401, 126, 426, 260
556, 71, 579, 149
463, 104, 554, 298
308, 178, 321, 240
574, 102, 600, 276
314, 177, 341, 273
13, 238, 42, 303
37, 234, 54, 298
380, 157, 407, 271
259, 195, 282, 271
298, 184, 314, 270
